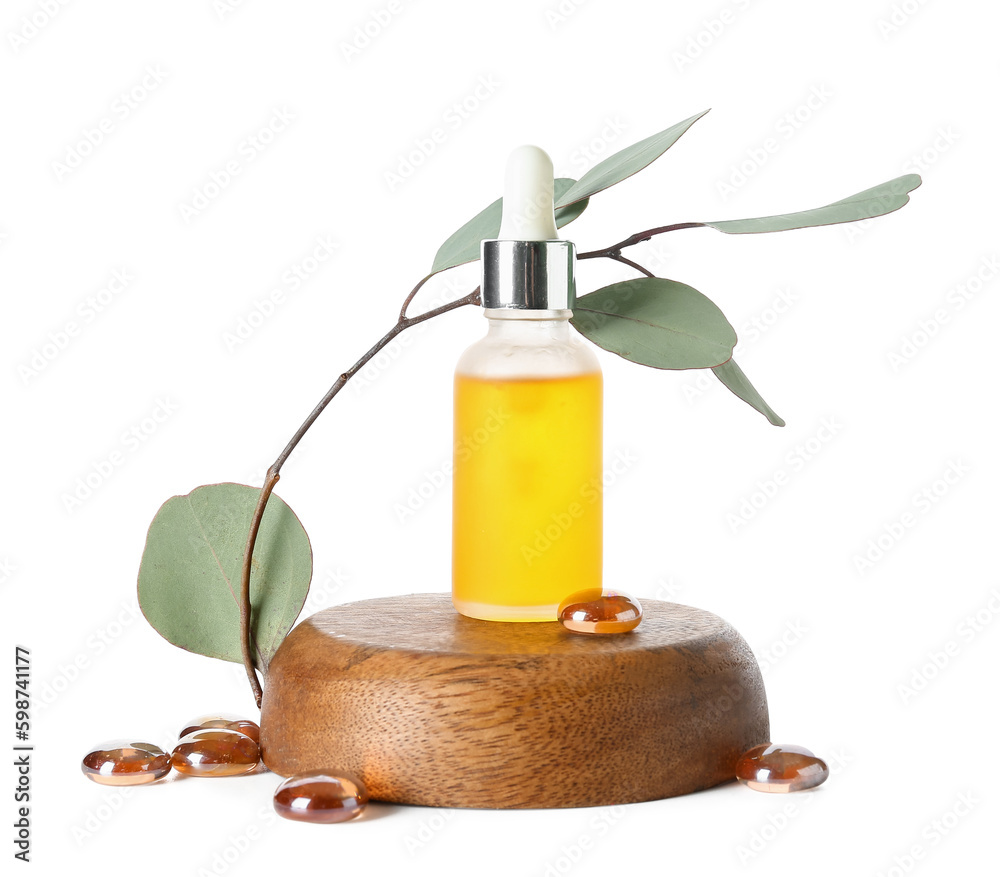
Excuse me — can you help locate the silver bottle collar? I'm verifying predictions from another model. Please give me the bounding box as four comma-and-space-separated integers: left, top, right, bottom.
481, 239, 576, 310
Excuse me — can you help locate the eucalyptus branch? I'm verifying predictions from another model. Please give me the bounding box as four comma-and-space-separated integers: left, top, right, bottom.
577, 222, 705, 264
137, 112, 922, 709
606, 253, 655, 278
399, 273, 436, 321
239, 285, 481, 707
241, 221, 714, 704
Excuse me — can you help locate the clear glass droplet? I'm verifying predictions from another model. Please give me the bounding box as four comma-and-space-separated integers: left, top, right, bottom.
178, 713, 260, 745
735, 743, 829, 793
273, 771, 368, 824
558, 588, 642, 634
170, 728, 259, 778
81, 741, 171, 786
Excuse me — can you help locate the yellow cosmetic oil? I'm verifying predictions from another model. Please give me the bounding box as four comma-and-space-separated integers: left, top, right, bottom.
450, 144, 603, 621
452, 371, 602, 621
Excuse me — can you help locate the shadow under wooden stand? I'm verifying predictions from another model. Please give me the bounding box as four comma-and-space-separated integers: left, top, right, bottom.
260, 594, 768, 809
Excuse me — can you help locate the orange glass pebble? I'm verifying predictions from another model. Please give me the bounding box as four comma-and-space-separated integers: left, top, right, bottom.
735, 743, 829, 793
178, 714, 260, 745
557, 588, 642, 634
170, 729, 259, 777
81, 741, 171, 786
273, 771, 368, 824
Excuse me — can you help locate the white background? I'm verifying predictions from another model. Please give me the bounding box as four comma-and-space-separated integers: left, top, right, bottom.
2, 0, 997, 874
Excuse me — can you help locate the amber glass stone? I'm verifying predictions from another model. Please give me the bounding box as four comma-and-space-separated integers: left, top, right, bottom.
178, 714, 260, 745
81, 741, 171, 786
273, 771, 368, 824
735, 743, 829, 793
170, 729, 260, 777
557, 588, 642, 634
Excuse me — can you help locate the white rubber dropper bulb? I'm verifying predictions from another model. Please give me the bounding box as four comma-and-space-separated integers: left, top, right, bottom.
497, 145, 559, 241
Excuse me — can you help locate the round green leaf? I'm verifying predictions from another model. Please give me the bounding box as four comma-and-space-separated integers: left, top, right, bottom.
571, 277, 736, 369
137, 483, 312, 670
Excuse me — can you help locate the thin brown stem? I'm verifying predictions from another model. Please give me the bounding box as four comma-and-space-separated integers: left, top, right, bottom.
399, 273, 436, 321
577, 222, 706, 261
239, 472, 278, 705
239, 286, 481, 707
608, 253, 655, 278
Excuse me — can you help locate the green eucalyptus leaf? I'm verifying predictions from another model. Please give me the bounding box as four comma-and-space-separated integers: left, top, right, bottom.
431, 178, 588, 274
712, 359, 785, 427
705, 174, 921, 234
137, 482, 312, 670
554, 179, 590, 226
571, 277, 736, 369
554, 109, 710, 209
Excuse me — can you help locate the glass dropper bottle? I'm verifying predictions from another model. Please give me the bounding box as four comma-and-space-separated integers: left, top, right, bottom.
451, 145, 603, 622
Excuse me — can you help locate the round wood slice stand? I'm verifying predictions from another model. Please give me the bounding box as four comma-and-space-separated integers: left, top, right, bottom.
260, 593, 769, 809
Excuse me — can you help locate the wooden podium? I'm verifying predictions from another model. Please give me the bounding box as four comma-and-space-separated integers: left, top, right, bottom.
260, 594, 768, 809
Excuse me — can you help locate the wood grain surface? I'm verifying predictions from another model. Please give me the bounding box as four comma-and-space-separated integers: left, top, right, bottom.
260, 593, 769, 809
